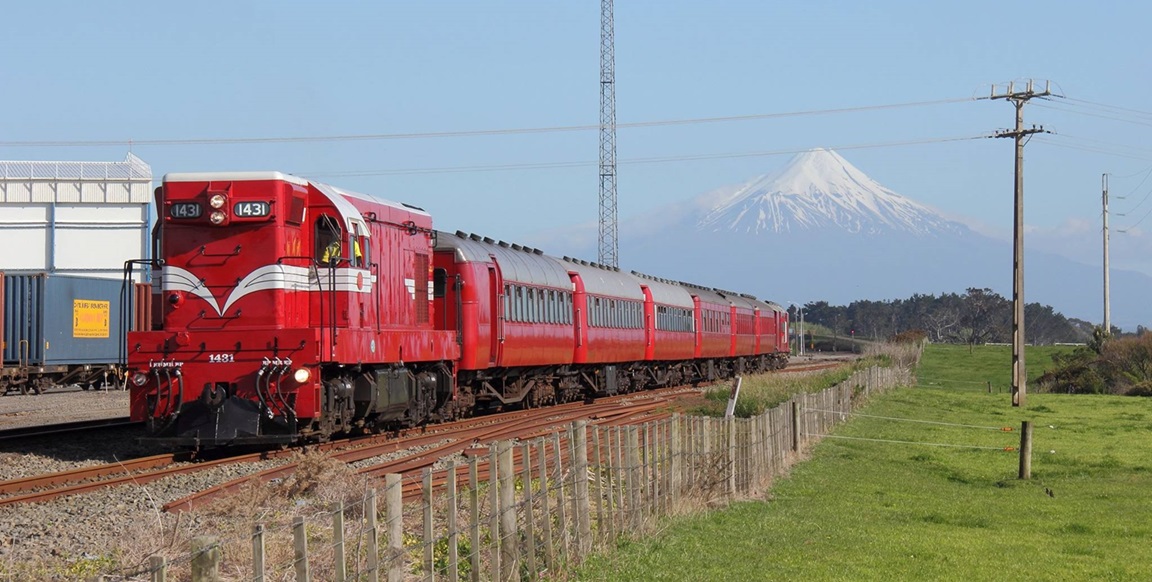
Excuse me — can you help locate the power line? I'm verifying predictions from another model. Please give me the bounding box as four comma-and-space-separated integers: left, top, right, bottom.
301, 134, 989, 178
805, 409, 1010, 430
1063, 97, 1152, 120
816, 434, 1012, 451
1032, 136, 1152, 163
0, 98, 975, 148
1045, 133, 1152, 158
1033, 101, 1152, 129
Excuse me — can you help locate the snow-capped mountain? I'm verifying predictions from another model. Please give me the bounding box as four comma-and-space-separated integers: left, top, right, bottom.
523, 148, 1152, 329
696, 148, 966, 236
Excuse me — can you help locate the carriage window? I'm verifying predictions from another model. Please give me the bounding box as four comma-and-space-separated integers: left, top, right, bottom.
518, 285, 527, 322
504, 285, 512, 321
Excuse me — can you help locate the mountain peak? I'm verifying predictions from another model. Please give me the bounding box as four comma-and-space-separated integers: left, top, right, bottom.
697, 148, 967, 237
775, 148, 878, 195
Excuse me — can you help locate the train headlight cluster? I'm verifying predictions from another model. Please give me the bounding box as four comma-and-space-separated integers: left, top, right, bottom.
208, 194, 227, 209
293, 368, 311, 383
209, 211, 227, 225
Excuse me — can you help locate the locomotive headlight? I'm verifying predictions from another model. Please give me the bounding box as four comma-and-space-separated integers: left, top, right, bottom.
293, 368, 311, 383
132, 372, 150, 386
209, 211, 227, 225
208, 193, 227, 209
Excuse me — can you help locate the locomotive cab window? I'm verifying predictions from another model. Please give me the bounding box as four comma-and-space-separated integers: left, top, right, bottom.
315, 215, 342, 265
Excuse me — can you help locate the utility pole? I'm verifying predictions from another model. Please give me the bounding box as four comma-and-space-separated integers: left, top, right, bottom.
992, 80, 1053, 408
598, 0, 619, 268
1103, 173, 1111, 335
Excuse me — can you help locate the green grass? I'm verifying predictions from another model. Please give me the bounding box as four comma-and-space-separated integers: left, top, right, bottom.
575, 344, 1152, 581
694, 366, 855, 418
916, 343, 1076, 393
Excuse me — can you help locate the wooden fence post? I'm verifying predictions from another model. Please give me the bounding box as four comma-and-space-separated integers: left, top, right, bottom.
292, 518, 310, 582
190, 536, 221, 582
645, 421, 654, 511
567, 425, 580, 550
670, 414, 682, 510
422, 468, 434, 581
385, 474, 403, 582
573, 421, 592, 558
791, 399, 800, 453
447, 462, 459, 582
468, 458, 481, 582
521, 442, 537, 578
626, 426, 641, 529
551, 432, 570, 558
1019, 421, 1033, 479
251, 524, 264, 582
488, 444, 501, 580
726, 416, 736, 499
498, 440, 518, 581
366, 489, 380, 582
614, 427, 626, 528
537, 438, 556, 573
592, 425, 605, 546
149, 555, 166, 582
333, 500, 347, 582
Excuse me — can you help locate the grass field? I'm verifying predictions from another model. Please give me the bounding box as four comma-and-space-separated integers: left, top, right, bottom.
915, 343, 1076, 393
575, 343, 1152, 581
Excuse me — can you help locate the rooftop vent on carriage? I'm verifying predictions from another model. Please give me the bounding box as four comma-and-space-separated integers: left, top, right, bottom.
469, 233, 482, 241
533, 248, 543, 255
511, 244, 523, 251
499, 241, 510, 248
455, 230, 467, 238
483, 237, 495, 244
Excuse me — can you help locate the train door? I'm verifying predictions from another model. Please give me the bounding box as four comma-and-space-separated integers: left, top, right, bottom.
569, 272, 588, 364
640, 286, 655, 360
488, 263, 501, 366
753, 308, 763, 354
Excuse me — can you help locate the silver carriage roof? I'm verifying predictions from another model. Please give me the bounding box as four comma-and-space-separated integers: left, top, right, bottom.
628, 270, 695, 309
560, 257, 645, 301
435, 231, 572, 290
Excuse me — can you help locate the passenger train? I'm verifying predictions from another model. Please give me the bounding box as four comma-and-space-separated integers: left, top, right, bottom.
126, 172, 789, 447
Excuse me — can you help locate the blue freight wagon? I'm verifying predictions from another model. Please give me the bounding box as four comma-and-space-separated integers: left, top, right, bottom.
1, 273, 142, 394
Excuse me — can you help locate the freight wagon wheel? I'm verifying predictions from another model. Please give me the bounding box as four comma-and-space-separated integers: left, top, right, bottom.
31, 377, 53, 395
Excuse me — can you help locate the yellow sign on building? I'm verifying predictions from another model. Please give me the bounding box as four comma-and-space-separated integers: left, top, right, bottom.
73, 300, 110, 338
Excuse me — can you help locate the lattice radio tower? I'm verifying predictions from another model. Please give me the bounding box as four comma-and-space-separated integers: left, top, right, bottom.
598, 0, 619, 267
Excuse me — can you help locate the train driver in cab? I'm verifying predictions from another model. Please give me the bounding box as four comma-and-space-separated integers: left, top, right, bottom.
316, 215, 363, 266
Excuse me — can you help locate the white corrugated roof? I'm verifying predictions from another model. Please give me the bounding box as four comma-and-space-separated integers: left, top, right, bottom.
0, 153, 152, 204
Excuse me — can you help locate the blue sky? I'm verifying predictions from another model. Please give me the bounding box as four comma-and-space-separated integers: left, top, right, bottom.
3, 1, 1150, 273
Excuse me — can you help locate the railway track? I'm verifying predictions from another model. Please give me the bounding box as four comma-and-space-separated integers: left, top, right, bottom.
0, 387, 682, 512
164, 395, 669, 511
0, 416, 140, 442
0, 363, 847, 512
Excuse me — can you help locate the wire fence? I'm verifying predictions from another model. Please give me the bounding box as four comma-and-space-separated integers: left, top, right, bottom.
90, 365, 912, 582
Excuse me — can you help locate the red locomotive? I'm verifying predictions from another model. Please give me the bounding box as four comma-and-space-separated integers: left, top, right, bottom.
127, 172, 789, 447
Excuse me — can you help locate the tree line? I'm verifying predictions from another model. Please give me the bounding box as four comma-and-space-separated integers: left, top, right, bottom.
795, 288, 1095, 346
